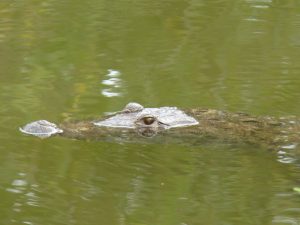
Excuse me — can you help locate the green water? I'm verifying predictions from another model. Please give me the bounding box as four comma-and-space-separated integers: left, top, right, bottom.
1, 0, 300, 224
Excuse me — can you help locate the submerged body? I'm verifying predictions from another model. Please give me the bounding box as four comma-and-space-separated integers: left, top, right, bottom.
20, 103, 300, 150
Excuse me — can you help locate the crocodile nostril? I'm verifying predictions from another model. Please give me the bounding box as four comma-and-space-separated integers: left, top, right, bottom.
142, 116, 155, 125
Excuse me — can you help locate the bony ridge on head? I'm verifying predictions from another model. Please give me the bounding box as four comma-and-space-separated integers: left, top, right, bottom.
122, 102, 144, 113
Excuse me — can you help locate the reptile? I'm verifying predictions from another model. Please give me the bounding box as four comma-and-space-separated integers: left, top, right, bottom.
19, 102, 300, 150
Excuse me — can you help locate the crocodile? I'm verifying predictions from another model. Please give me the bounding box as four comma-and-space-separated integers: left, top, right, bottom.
19, 102, 300, 150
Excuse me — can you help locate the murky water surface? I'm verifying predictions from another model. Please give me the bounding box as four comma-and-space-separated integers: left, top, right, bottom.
1, 0, 300, 224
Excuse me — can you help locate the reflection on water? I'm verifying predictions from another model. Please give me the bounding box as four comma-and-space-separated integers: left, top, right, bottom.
1, 0, 300, 224
5, 172, 41, 225
101, 69, 123, 97
2, 143, 300, 225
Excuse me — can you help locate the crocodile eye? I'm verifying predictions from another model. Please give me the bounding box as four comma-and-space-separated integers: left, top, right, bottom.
142, 116, 155, 125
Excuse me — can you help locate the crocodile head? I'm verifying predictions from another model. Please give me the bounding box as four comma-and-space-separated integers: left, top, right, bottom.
20, 102, 199, 139
93, 102, 199, 136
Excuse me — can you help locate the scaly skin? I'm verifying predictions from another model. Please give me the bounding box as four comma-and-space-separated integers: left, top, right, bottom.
58, 108, 300, 150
